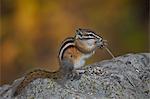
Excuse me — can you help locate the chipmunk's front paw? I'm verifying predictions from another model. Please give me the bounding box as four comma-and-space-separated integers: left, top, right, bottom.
67, 70, 82, 81
72, 73, 81, 81
71, 70, 85, 81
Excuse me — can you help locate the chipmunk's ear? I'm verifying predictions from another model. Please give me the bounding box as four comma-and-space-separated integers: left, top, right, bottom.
75, 28, 82, 39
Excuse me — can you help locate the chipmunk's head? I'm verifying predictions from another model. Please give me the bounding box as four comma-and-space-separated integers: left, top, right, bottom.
75, 28, 104, 53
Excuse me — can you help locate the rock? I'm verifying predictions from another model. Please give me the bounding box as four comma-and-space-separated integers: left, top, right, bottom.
0, 53, 150, 99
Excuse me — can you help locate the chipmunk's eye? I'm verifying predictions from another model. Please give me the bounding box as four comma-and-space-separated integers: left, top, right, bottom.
76, 30, 83, 37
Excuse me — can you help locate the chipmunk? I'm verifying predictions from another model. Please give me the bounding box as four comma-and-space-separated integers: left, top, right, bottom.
13, 28, 105, 96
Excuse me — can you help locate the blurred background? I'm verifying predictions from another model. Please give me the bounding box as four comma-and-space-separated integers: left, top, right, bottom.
0, 0, 149, 85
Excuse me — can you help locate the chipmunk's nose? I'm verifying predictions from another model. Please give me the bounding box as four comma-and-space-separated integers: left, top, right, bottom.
96, 38, 104, 48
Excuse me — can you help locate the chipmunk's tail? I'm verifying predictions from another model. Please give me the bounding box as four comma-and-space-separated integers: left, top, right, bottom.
14, 69, 59, 97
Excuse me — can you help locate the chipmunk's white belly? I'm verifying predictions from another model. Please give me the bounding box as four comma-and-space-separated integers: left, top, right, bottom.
74, 52, 95, 69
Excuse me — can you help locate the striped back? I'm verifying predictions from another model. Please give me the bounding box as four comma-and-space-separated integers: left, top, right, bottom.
58, 37, 75, 61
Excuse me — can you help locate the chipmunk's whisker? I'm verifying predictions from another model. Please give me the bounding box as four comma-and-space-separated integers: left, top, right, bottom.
103, 42, 108, 46
102, 40, 108, 47
103, 39, 108, 42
